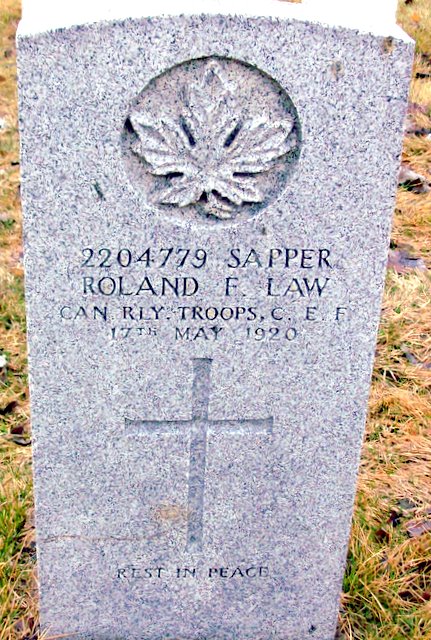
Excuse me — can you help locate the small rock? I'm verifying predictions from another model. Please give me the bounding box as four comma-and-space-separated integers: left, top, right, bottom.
400, 345, 431, 369
388, 249, 427, 273
10, 434, 32, 446
398, 164, 431, 193
13, 620, 24, 634
375, 527, 390, 542
388, 509, 402, 527
0, 400, 18, 415
405, 519, 431, 538
397, 498, 418, 511
10, 424, 26, 435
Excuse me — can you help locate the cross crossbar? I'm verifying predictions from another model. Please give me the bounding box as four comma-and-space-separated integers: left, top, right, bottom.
125, 358, 273, 552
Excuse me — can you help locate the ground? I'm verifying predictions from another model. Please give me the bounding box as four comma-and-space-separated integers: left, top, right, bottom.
0, 1, 431, 638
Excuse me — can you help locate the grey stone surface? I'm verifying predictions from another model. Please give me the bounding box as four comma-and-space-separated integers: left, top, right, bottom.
17, 2, 413, 639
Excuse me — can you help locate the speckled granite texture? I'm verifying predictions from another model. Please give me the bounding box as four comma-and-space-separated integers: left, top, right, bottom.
17, 4, 413, 639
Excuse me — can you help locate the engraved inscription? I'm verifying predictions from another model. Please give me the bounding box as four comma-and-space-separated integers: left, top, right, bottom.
125, 358, 273, 552
123, 57, 301, 222
117, 564, 270, 580
59, 243, 350, 342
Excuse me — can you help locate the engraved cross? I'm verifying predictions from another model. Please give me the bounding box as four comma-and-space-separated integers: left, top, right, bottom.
125, 358, 273, 552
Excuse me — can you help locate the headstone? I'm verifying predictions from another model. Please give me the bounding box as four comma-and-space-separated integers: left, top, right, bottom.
17, 1, 413, 638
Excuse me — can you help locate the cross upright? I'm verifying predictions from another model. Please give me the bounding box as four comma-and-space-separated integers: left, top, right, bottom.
125, 358, 273, 552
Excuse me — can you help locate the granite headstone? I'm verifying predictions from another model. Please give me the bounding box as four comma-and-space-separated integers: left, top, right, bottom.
18, 1, 413, 638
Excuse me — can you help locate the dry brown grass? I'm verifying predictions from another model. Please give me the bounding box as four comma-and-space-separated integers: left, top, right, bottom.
0, 1, 36, 638
339, 270, 431, 639
338, 5, 431, 638
1, 0, 431, 638
398, 0, 431, 54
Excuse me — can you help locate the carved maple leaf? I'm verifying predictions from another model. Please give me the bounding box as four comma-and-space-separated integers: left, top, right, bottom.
130, 61, 297, 219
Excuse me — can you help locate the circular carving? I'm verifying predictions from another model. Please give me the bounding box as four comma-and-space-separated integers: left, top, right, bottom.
122, 57, 301, 222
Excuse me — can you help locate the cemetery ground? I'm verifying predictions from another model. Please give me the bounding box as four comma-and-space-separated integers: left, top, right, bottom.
0, 0, 431, 638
